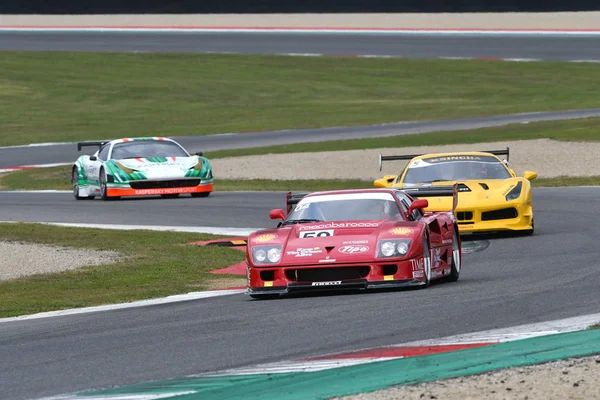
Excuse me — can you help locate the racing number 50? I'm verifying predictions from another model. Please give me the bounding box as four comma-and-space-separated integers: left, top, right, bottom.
300, 230, 334, 238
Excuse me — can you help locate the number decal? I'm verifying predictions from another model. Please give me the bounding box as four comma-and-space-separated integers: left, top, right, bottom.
299, 230, 334, 238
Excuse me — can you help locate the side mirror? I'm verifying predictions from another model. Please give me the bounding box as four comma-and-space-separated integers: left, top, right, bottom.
524, 171, 537, 181
269, 209, 286, 221
373, 175, 396, 188
407, 199, 428, 216
89, 156, 97, 161
195, 151, 204, 157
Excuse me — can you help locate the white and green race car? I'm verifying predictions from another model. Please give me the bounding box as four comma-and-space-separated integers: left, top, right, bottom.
72, 137, 213, 200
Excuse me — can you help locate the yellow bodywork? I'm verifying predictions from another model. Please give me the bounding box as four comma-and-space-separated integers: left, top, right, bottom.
374, 151, 537, 234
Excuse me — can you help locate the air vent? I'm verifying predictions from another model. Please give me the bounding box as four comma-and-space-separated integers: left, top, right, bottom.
479, 183, 489, 190
457, 184, 471, 192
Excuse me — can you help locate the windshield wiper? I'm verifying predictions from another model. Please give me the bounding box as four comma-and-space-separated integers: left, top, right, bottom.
282, 218, 322, 226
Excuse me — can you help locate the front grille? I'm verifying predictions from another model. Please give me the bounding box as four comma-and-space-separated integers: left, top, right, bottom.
285, 266, 370, 282
129, 179, 200, 189
481, 208, 518, 221
456, 211, 473, 221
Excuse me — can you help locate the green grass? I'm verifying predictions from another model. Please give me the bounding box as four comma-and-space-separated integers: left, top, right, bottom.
1, 165, 599, 192
206, 117, 600, 159
0, 223, 247, 318
3, 51, 600, 146
589, 324, 600, 330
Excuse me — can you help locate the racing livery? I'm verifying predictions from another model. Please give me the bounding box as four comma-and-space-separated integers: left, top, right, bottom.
374, 148, 536, 235
72, 137, 213, 200
246, 187, 462, 299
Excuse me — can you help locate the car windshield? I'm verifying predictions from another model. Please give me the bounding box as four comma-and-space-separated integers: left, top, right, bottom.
403, 155, 511, 183
284, 192, 404, 224
111, 140, 189, 160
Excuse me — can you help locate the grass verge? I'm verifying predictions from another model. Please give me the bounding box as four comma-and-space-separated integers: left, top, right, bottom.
206, 117, 600, 159
0, 223, 246, 318
3, 52, 600, 146
589, 324, 600, 330
1, 165, 599, 192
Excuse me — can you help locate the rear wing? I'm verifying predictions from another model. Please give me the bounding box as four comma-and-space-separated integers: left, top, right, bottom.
378, 147, 510, 171
286, 191, 312, 214
77, 141, 107, 152
402, 184, 459, 214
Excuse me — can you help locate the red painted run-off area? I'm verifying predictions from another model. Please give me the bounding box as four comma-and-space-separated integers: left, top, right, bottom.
189, 237, 248, 275
304, 343, 495, 360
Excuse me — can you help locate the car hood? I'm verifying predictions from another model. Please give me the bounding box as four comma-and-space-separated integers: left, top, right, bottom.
107, 156, 210, 180
250, 220, 422, 265
401, 179, 525, 211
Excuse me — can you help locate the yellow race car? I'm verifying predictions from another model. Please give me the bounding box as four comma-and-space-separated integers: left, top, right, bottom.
373, 148, 537, 235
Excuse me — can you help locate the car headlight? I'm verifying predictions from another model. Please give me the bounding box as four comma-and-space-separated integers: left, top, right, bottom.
252, 245, 283, 265
505, 181, 523, 201
377, 239, 412, 258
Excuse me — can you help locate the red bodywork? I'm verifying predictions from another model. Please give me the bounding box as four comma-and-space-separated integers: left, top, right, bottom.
246, 188, 462, 298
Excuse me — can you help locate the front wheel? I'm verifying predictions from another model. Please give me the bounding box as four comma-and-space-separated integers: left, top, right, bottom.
99, 169, 119, 201
421, 232, 431, 288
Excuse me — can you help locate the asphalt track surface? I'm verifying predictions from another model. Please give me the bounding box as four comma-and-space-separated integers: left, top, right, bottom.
2, 187, 600, 399
1, 31, 600, 61
3, 108, 600, 168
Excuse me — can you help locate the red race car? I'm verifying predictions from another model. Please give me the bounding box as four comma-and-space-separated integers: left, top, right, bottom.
246, 186, 462, 299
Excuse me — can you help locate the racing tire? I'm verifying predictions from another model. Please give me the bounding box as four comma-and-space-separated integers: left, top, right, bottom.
249, 294, 280, 300
421, 232, 432, 288
447, 228, 461, 282
191, 192, 210, 198
99, 168, 119, 201
72, 168, 86, 200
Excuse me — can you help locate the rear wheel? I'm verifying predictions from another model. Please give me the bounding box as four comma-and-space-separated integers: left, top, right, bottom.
72, 169, 85, 200
447, 228, 461, 282
191, 192, 210, 198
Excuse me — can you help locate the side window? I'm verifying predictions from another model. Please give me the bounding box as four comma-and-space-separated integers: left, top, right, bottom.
98, 145, 110, 161
395, 191, 423, 220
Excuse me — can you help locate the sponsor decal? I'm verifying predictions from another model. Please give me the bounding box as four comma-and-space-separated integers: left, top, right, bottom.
311, 281, 342, 286
342, 240, 369, 245
433, 248, 442, 268
389, 227, 414, 235
253, 233, 278, 243
425, 155, 483, 163
411, 257, 424, 271
442, 239, 452, 244
134, 187, 197, 195
299, 222, 379, 231
286, 247, 323, 257
294, 203, 310, 212
337, 245, 369, 254
299, 229, 334, 238
318, 259, 337, 263
413, 271, 424, 278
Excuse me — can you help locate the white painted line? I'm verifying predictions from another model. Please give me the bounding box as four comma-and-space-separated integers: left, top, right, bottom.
0, 162, 72, 174
502, 58, 541, 62
41, 392, 196, 400
0, 221, 262, 236
0, 289, 246, 324
2, 27, 600, 36
570, 59, 600, 63
0, 142, 74, 150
